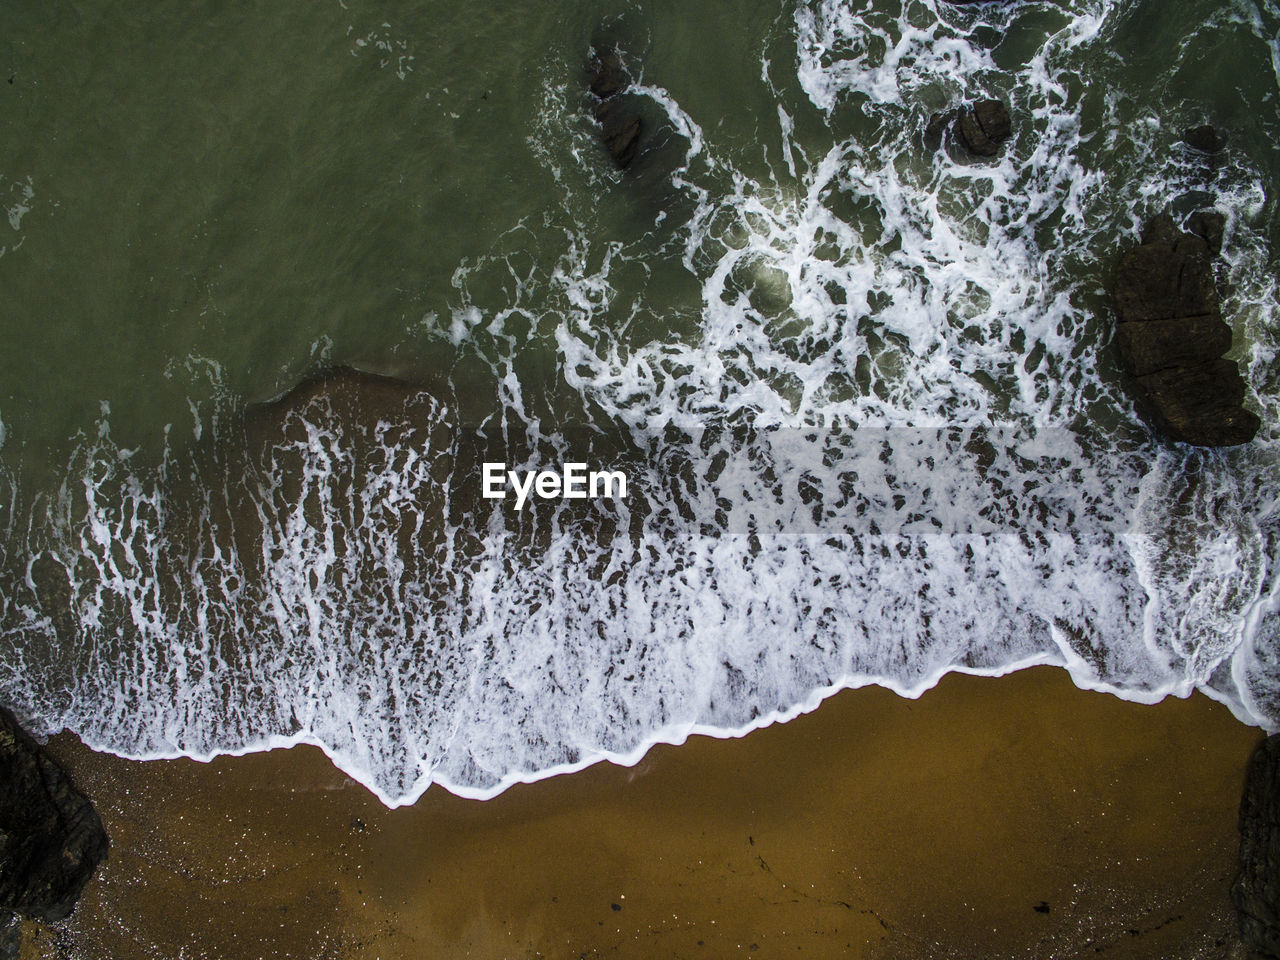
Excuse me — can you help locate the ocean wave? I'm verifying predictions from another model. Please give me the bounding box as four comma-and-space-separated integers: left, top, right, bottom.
0, 0, 1276, 805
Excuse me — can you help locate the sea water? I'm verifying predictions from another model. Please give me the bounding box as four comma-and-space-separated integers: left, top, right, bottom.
0, 0, 1277, 806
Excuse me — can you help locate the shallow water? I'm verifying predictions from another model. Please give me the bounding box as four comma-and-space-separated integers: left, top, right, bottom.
0, 0, 1277, 804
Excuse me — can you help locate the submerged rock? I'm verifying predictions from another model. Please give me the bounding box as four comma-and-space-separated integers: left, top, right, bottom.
1111, 213, 1259, 446
954, 99, 1012, 157
923, 110, 953, 152
0, 707, 108, 921
596, 105, 641, 169
587, 48, 642, 170
588, 50, 628, 100
1186, 209, 1226, 256
1183, 124, 1227, 154
1234, 734, 1280, 959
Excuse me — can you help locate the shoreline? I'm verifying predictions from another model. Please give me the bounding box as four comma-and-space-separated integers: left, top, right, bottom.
22, 666, 1262, 959
55, 654, 1268, 808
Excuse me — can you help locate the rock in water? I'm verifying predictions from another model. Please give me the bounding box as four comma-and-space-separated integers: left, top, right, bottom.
1183, 124, 1227, 154
0, 707, 108, 921
955, 99, 1012, 157
1113, 314, 1233, 377
596, 106, 641, 169
1186, 209, 1226, 256
1111, 213, 1260, 446
1235, 735, 1280, 959
1114, 222, 1218, 322
588, 50, 628, 100
1131, 359, 1259, 447
923, 110, 953, 152
587, 48, 642, 170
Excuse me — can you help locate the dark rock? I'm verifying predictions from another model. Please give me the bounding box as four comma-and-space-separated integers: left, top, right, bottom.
586, 47, 643, 170
973, 100, 1011, 141
1114, 314, 1233, 377
1131, 359, 1260, 446
588, 50, 629, 100
1140, 212, 1179, 246
595, 101, 641, 169
956, 113, 994, 155
1111, 214, 1259, 446
1234, 734, 1280, 959
0, 707, 108, 921
955, 99, 1012, 157
1114, 232, 1217, 322
1187, 210, 1226, 256
1183, 124, 1226, 154
923, 110, 955, 152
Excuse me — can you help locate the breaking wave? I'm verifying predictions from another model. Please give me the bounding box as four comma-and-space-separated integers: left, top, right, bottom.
1, 0, 1277, 805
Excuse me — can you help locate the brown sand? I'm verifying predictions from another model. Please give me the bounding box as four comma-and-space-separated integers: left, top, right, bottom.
18, 667, 1262, 960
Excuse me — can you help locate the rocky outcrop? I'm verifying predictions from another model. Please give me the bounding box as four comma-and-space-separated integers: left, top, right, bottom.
955, 99, 1011, 157
588, 50, 628, 100
1234, 734, 1280, 959
0, 707, 108, 921
587, 49, 642, 170
1186, 209, 1225, 256
924, 100, 1012, 158
1112, 213, 1259, 446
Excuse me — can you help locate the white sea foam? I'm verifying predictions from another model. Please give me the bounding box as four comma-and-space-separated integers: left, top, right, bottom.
0, 0, 1276, 805
0, 175, 34, 259
4, 176, 33, 232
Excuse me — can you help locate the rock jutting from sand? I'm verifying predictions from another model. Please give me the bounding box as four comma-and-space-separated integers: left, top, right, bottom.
1234, 734, 1280, 959
0, 706, 109, 922
1111, 212, 1260, 446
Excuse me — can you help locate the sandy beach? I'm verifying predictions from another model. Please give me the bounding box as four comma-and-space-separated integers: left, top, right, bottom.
18, 666, 1262, 960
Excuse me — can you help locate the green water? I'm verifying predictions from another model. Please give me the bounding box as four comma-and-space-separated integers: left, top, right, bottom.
0, 0, 801, 488
4, 1, 1279, 476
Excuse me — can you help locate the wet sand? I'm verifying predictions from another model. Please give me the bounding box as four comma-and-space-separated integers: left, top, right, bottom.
19, 667, 1262, 960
